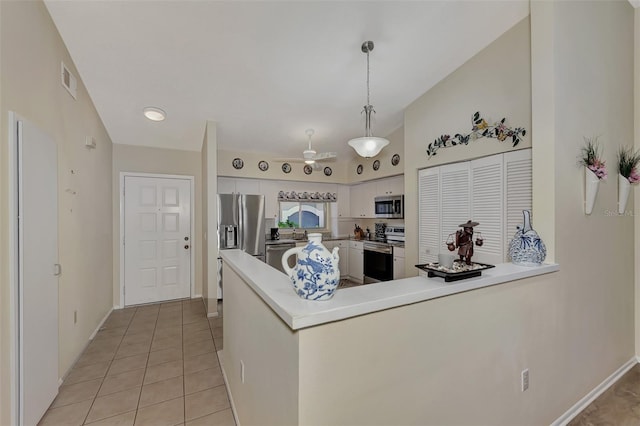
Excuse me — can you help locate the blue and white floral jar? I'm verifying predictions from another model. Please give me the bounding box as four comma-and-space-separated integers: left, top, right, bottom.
282, 233, 340, 301
508, 210, 547, 266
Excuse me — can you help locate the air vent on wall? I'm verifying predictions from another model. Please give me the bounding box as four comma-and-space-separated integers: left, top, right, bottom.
61, 62, 77, 99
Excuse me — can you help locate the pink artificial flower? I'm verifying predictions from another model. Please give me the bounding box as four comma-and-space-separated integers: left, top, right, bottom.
629, 168, 640, 184
588, 159, 607, 180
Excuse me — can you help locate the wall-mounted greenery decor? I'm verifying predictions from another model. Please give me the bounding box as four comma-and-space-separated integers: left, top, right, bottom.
426, 112, 526, 158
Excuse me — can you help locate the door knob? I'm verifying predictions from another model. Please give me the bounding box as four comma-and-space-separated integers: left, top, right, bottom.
184, 236, 189, 241
184, 245, 190, 249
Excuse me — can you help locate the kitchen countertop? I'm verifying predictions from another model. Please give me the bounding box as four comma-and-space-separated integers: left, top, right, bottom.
266, 235, 404, 247
220, 249, 559, 330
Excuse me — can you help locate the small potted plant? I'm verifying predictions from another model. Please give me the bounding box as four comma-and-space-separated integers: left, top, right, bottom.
617, 146, 640, 214
580, 137, 607, 215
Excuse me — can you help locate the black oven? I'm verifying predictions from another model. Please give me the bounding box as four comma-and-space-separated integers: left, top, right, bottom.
374, 195, 404, 219
363, 242, 393, 283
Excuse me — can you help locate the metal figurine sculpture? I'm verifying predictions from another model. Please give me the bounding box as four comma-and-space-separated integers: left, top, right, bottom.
446, 220, 483, 265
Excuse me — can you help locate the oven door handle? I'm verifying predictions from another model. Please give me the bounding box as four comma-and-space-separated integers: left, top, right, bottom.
364, 245, 393, 254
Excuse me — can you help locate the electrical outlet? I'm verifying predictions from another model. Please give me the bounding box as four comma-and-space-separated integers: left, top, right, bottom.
74, 310, 77, 324
521, 368, 529, 392
240, 360, 245, 384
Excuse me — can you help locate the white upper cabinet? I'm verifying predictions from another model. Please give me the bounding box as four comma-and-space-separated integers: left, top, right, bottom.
217, 177, 236, 194
235, 179, 261, 195
259, 180, 280, 220
377, 175, 404, 196
337, 185, 351, 218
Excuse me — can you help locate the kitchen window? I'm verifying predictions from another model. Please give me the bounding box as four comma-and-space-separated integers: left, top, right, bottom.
279, 201, 328, 230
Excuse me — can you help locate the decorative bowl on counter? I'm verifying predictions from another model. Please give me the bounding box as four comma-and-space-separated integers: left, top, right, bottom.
415, 260, 495, 282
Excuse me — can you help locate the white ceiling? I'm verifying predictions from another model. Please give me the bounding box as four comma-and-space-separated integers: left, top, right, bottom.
44, 1, 529, 159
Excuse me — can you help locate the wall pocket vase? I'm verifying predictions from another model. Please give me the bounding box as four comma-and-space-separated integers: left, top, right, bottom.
618, 174, 631, 214
585, 167, 600, 215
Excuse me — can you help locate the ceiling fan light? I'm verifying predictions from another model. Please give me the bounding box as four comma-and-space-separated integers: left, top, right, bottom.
348, 136, 389, 158
304, 159, 316, 164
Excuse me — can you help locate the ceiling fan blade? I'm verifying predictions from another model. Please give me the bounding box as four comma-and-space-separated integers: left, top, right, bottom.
313, 152, 337, 160
273, 157, 306, 163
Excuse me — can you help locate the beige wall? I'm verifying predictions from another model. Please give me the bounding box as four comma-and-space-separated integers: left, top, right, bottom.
112, 144, 202, 307
0, 1, 114, 423
217, 126, 404, 185
222, 263, 299, 425
634, 5, 640, 359
386, 4, 634, 422
404, 18, 532, 279
203, 121, 219, 316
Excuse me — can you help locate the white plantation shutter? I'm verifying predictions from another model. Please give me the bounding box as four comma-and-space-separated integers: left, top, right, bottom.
504, 149, 533, 256
418, 168, 440, 267
470, 155, 504, 265
440, 162, 470, 253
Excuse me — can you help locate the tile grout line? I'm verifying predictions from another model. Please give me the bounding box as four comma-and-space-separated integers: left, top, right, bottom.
81, 307, 135, 425
131, 305, 160, 426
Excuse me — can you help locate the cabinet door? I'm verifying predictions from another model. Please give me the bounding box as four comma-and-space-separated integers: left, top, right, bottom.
350, 183, 364, 217
348, 247, 363, 283
363, 181, 376, 218
259, 180, 280, 220
337, 185, 351, 218
217, 177, 236, 194
336, 241, 349, 277
235, 178, 261, 195
470, 155, 503, 265
440, 162, 470, 251
387, 175, 404, 195
393, 257, 405, 280
418, 168, 440, 265
504, 149, 532, 254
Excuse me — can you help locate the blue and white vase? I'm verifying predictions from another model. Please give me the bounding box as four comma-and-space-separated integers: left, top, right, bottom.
508, 210, 547, 266
281, 233, 340, 301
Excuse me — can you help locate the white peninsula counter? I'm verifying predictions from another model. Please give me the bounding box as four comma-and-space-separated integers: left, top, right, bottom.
219, 250, 558, 425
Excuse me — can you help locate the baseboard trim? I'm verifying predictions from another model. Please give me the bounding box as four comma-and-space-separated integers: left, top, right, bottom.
218, 350, 240, 426
192, 294, 203, 299
60, 306, 114, 384
551, 357, 637, 426
207, 312, 220, 318
89, 307, 114, 340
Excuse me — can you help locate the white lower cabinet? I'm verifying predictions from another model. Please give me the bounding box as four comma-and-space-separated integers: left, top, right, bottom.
393, 247, 405, 280
335, 240, 349, 278
348, 240, 364, 283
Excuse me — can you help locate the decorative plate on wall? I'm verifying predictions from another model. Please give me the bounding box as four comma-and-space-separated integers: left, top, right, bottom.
258, 160, 269, 171
281, 163, 291, 174
356, 164, 363, 175
372, 160, 380, 171
232, 158, 244, 170
391, 154, 400, 166
304, 164, 313, 175
324, 167, 332, 176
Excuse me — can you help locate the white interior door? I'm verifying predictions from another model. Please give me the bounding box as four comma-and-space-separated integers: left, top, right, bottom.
17, 117, 59, 426
124, 176, 192, 306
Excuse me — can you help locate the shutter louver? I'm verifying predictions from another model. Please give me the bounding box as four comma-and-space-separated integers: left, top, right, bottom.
440, 164, 470, 253
505, 150, 533, 258
418, 169, 440, 267
471, 156, 503, 264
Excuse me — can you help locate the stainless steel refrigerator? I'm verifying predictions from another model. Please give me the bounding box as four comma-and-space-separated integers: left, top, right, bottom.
217, 193, 265, 298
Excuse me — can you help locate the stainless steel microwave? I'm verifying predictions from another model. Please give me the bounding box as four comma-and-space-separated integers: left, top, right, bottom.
374, 195, 404, 219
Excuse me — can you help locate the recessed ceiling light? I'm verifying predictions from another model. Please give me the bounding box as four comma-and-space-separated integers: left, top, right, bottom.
143, 107, 166, 121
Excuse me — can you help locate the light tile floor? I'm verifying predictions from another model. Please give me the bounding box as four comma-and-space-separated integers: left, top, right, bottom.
39, 299, 234, 426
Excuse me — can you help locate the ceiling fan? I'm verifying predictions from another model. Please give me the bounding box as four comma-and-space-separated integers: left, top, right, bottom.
276, 129, 337, 169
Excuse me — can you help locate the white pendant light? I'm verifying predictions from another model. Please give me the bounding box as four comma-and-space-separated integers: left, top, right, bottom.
348, 41, 389, 158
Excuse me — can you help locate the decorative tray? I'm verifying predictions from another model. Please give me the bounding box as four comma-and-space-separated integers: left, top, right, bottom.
415, 261, 495, 282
